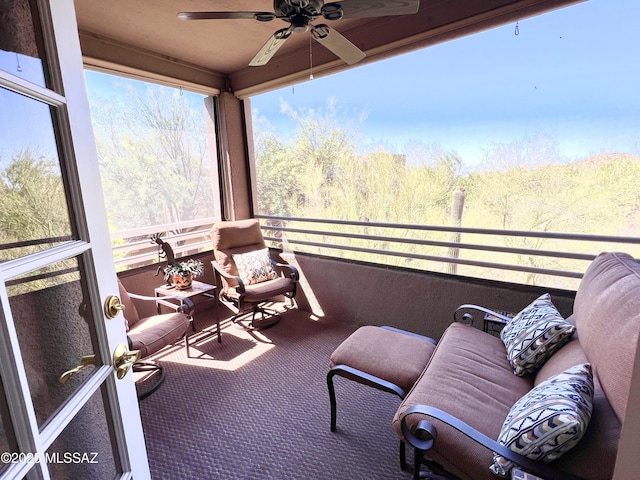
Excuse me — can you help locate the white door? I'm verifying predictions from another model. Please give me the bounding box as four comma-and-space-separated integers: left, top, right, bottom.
0, 1, 150, 479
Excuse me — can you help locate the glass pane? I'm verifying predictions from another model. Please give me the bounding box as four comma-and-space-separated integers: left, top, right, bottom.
7, 256, 102, 427
0, 376, 19, 475
85, 71, 221, 271
0, 0, 47, 86
0, 87, 74, 262
45, 386, 118, 480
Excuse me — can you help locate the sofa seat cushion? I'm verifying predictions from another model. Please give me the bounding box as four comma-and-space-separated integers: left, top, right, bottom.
394, 323, 533, 480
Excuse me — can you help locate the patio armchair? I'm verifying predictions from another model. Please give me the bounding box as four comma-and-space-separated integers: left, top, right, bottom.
211, 218, 299, 329
118, 280, 193, 399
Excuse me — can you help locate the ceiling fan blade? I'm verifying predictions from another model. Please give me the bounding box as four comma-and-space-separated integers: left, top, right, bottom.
335, 0, 419, 19
177, 11, 276, 21
311, 25, 365, 65
249, 28, 293, 66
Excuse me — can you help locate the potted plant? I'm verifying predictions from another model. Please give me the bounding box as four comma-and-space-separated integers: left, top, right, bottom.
163, 258, 205, 289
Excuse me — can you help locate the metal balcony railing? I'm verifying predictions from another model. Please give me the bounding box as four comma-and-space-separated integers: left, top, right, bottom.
109, 216, 220, 271
106, 214, 640, 289
256, 215, 640, 290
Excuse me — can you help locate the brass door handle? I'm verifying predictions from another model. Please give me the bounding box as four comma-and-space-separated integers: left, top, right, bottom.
104, 295, 125, 319
113, 344, 140, 379
59, 355, 96, 384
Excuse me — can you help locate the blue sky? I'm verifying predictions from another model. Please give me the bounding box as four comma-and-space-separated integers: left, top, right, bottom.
250, 0, 640, 166
2, 0, 637, 168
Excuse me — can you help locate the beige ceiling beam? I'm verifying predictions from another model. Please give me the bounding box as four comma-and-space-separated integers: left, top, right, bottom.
79, 30, 227, 95
231, 0, 584, 98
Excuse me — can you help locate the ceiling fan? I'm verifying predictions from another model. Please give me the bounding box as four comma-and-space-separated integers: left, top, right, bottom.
178, 0, 420, 67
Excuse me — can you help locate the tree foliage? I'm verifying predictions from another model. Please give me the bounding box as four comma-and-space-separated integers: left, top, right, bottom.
253, 101, 640, 287
89, 85, 216, 230
0, 149, 70, 260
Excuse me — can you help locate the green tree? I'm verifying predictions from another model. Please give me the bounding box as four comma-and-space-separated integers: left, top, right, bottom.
0, 149, 70, 260
89, 85, 216, 231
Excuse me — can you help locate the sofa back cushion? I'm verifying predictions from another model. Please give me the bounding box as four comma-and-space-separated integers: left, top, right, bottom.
573, 252, 640, 422
534, 335, 620, 480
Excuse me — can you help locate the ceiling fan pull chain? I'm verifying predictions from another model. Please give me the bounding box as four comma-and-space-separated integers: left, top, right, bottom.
514, 21, 520, 36
309, 33, 314, 80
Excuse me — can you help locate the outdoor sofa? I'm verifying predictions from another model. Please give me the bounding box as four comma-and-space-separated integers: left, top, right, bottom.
392, 251, 638, 479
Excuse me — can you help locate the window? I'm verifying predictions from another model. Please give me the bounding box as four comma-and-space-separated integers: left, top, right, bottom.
249, 0, 640, 290
84, 71, 221, 270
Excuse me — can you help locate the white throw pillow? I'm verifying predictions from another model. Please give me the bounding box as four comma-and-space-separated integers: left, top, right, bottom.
500, 293, 575, 375
490, 363, 594, 477
232, 248, 277, 285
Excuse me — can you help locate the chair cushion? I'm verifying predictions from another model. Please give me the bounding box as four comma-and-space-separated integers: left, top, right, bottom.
500, 293, 575, 376
226, 276, 294, 303
490, 363, 594, 477
128, 313, 190, 357
117, 279, 140, 328
212, 219, 265, 250
233, 248, 278, 285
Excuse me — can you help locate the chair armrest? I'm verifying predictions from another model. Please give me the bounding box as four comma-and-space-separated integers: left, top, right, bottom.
270, 259, 299, 282
211, 260, 246, 294
400, 405, 585, 480
453, 304, 512, 327
128, 292, 195, 316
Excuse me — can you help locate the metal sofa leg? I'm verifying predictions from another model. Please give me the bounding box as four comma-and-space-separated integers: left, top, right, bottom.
413, 447, 423, 480
400, 441, 407, 471
326, 369, 338, 432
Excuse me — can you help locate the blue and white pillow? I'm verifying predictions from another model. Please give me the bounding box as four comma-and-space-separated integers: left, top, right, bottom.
232, 248, 278, 285
500, 293, 576, 375
489, 363, 594, 477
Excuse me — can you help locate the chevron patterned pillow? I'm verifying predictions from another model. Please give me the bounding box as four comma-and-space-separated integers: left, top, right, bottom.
489, 363, 594, 477
232, 248, 278, 285
500, 293, 576, 376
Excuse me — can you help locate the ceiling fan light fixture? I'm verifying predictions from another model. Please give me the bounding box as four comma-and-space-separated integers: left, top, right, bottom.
290, 13, 310, 33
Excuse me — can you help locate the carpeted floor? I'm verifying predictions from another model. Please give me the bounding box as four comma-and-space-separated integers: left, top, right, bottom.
137, 305, 415, 479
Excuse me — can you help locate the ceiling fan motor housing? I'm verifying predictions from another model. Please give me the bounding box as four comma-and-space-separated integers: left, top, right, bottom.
276, 0, 323, 19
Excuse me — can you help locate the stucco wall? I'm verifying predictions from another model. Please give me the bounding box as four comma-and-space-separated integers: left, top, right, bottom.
120, 250, 575, 341
277, 251, 575, 341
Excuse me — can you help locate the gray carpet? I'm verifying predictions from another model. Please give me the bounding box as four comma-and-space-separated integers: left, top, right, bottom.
137, 306, 414, 479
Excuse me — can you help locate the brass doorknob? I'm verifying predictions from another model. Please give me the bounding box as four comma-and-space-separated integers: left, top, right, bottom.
104, 295, 125, 319
113, 344, 140, 380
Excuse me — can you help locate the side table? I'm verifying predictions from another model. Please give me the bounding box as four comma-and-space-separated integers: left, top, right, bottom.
155, 280, 221, 357
483, 310, 514, 337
